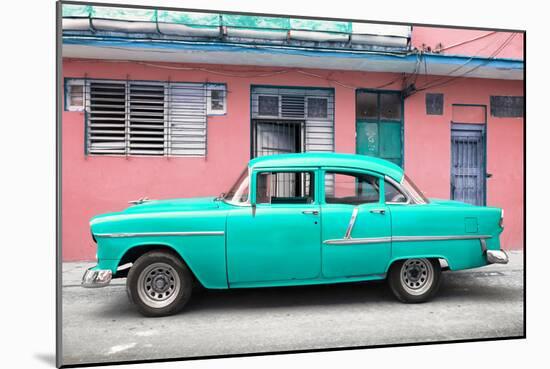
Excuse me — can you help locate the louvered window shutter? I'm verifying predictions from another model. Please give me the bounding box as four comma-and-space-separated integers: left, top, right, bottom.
281, 95, 305, 118
128, 82, 166, 155
86, 81, 127, 154
167, 83, 207, 156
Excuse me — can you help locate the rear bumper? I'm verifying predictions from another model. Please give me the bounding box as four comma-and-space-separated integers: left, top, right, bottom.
82, 267, 112, 288
487, 250, 509, 264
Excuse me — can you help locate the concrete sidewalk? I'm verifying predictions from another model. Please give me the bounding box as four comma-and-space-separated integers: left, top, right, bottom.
61, 251, 524, 366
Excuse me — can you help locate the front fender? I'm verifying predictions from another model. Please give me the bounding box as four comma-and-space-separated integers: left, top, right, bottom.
91, 209, 229, 289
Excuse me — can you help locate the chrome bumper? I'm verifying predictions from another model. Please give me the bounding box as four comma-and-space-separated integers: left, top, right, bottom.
487, 250, 509, 264
82, 268, 112, 288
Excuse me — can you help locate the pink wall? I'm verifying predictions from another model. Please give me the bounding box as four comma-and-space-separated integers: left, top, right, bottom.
412, 28, 524, 60
403, 75, 524, 251
62, 59, 524, 261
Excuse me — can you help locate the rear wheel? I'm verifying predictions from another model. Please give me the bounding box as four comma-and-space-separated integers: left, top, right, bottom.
127, 251, 192, 317
388, 258, 441, 303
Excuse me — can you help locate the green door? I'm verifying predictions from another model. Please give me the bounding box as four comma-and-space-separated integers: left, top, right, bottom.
356, 90, 403, 167
226, 170, 321, 285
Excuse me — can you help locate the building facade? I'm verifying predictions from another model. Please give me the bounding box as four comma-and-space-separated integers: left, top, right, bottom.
61, 5, 524, 261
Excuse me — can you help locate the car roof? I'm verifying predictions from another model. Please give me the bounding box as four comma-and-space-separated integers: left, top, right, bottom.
249, 152, 404, 182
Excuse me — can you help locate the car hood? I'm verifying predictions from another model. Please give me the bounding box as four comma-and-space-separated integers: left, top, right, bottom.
90, 196, 222, 226
122, 196, 221, 214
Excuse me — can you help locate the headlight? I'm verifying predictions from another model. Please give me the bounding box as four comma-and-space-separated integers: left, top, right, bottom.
499, 209, 504, 228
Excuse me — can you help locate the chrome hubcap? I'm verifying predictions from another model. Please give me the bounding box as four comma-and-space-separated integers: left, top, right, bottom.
137, 262, 181, 308
400, 258, 434, 296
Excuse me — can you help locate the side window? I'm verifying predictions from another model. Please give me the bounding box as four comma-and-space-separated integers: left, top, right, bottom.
325, 172, 380, 205
385, 180, 408, 203
256, 171, 314, 204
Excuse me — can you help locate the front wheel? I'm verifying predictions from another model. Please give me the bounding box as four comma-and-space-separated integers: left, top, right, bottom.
127, 251, 192, 317
388, 258, 441, 303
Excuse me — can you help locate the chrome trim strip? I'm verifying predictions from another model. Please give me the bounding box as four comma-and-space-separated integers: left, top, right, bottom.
391, 235, 492, 242
344, 207, 359, 239
325, 237, 392, 245
94, 231, 225, 238
324, 234, 491, 246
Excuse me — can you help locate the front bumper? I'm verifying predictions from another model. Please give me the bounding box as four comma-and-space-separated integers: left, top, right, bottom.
82, 268, 112, 288
487, 250, 509, 264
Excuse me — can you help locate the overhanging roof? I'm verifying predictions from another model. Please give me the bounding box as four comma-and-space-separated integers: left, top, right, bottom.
61, 4, 523, 80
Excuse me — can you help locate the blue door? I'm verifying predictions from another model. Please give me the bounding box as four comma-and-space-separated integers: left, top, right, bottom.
451, 123, 486, 205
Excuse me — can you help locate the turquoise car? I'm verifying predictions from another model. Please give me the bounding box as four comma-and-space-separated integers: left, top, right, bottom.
82, 153, 508, 316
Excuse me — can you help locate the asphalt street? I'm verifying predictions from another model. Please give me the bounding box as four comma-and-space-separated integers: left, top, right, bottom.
61, 252, 524, 366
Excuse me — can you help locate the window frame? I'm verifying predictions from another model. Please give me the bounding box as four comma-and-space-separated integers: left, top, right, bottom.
251, 167, 319, 206
384, 176, 411, 205
79, 77, 219, 157
320, 167, 384, 206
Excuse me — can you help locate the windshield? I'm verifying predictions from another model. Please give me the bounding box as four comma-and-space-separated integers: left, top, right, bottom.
401, 174, 429, 204
223, 168, 250, 205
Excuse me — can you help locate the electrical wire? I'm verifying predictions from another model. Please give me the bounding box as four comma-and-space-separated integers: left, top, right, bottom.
436, 31, 497, 52
415, 34, 505, 90
415, 32, 517, 93
69, 58, 405, 90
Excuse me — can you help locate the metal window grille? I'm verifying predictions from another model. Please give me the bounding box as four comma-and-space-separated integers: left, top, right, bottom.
85, 79, 208, 156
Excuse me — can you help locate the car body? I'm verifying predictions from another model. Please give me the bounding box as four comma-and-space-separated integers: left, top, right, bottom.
83, 153, 508, 316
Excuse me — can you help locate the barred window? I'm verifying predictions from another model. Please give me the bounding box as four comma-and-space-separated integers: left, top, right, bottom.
74, 79, 223, 156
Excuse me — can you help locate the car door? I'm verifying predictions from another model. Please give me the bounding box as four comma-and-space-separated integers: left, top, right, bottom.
226, 168, 321, 285
321, 169, 392, 278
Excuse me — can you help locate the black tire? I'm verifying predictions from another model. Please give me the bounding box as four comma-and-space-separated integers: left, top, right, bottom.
388, 258, 441, 303
127, 251, 192, 317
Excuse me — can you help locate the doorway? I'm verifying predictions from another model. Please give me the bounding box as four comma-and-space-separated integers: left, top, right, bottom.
450, 104, 487, 206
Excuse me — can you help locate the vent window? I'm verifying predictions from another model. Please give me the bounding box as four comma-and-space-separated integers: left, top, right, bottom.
65, 79, 85, 111
425, 93, 444, 115
490, 96, 524, 118
207, 84, 227, 115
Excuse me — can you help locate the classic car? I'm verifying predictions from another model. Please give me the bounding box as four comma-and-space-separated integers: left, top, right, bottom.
82, 152, 508, 317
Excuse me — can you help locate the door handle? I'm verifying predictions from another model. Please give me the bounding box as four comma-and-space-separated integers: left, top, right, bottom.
302, 210, 319, 215
370, 209, 386, 215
